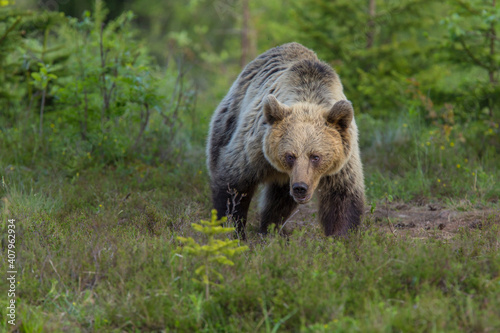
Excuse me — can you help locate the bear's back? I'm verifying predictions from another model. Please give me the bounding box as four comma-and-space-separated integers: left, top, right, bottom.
207, 43, 344, 172
238, 43, 341, 108
236, 43, 319, 97
255, 42, 318, 65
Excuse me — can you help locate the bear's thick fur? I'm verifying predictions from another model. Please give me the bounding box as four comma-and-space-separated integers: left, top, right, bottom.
207, 43, 365, 239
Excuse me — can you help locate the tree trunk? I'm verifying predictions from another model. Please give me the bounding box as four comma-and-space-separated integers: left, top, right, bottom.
240, 0, 250, 68
366, 0, 376, 49
489, 0, 497, 84
488, 0, 496, 118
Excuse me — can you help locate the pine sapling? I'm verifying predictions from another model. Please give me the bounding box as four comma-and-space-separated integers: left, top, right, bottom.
177, 209, 248, 299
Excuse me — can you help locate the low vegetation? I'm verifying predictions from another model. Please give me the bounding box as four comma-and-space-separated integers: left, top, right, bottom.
1, 168, 499, 331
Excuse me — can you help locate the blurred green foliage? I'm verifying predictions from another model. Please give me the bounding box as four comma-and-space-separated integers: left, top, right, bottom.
294, 0, 499, 123
1, 1, 194, 173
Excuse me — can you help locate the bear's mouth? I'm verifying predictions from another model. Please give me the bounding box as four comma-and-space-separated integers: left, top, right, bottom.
292, 193, 312, 204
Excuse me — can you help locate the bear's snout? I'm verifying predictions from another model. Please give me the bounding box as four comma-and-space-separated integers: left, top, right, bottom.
292, 182, 310, 203
292, 182, 308, 196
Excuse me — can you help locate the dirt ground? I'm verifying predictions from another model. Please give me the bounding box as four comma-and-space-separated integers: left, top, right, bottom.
277, 200, 500, 239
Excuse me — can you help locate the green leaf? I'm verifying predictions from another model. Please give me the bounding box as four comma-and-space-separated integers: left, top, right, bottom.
191, 223, 205, 233
194, 265, 205, 276
211, 255, 234, 266
31, 73, 42, 81
210, 268, 224, 281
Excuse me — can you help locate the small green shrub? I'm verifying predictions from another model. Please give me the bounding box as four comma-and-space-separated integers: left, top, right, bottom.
177, 209, 248, 299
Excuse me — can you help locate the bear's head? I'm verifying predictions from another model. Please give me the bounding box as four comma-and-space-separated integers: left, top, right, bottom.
263, 95, 354, 204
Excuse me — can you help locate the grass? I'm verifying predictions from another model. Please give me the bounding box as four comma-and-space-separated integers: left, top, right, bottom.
358, 112, 499, 204
1, 152, 499, 332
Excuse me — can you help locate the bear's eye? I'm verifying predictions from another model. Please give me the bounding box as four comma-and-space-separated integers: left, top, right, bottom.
310, 155, 321, 164
285, 153, 296, 166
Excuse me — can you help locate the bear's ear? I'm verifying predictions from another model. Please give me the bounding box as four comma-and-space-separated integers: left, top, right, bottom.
325, 100, 353, 130
264, 95, 290, 125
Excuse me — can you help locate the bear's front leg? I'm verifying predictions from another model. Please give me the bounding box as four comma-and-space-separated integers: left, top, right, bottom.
318, 172, 364, 237
259, 182, 298, 234
212, 183, 256, 240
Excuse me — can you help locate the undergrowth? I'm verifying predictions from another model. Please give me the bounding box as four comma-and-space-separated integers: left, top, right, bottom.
1, 164, 499, 332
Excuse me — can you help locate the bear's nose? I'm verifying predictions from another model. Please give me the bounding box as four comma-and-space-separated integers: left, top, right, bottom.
292, 182, 308, 197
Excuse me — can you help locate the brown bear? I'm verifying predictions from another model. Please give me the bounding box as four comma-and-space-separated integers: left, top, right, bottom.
207, 42, 365, 239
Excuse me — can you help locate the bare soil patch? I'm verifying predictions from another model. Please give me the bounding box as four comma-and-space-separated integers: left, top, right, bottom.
271, 201, 500, 239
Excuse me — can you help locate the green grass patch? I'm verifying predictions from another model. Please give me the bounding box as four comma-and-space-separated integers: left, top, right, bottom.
358, 111, 499, 205
1, 167, 499, 332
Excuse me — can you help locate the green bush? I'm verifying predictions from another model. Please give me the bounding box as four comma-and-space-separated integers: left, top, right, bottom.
0, 3, 193, 172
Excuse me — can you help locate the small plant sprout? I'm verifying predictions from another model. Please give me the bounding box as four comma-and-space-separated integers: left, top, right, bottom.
177, 209, 248, 299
